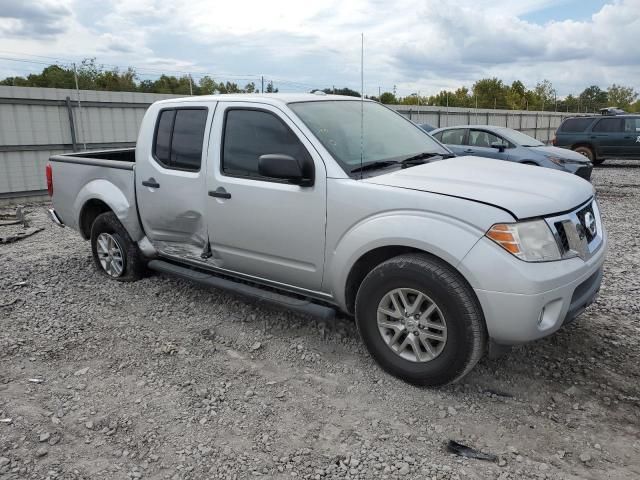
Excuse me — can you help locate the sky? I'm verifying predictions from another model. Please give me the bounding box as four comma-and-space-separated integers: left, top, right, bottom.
0, 0, 638, 97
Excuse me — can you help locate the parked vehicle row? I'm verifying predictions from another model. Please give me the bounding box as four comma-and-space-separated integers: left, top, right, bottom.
47, 94, 606, 386
430, 125, 593, 180
419, 112, 640, 171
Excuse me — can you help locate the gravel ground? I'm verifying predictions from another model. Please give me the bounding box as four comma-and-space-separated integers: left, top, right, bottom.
1, 161, 639, 480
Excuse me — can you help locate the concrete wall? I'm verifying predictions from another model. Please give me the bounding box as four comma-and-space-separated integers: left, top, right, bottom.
0, 86, 179, 199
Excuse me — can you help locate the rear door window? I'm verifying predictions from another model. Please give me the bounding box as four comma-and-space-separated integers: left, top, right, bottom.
624, 118, 640, 132
440, 129, 466, 145
560, 118, 592, 132
592, 118, 624, 132
153, 108, 208, 171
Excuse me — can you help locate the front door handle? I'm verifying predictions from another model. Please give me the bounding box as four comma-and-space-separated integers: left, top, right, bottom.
142, 179, 160, 188
464, 149, 474, 153
208, 188, 231, 199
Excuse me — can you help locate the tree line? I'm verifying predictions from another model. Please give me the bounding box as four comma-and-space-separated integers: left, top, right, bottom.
371, 79, 639, 113
1, 59, 638, 112
0, 59, 278, 95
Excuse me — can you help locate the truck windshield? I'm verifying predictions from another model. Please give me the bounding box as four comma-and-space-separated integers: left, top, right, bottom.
288, 100, 450, 175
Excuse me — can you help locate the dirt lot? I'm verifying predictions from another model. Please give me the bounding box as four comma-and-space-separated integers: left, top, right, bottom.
1, 162, 639, 480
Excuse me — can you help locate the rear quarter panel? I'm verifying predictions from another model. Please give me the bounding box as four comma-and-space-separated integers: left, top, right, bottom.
50, 160, 141, 240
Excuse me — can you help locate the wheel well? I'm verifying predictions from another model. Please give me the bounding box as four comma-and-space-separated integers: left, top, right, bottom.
571, 143, 595, 153
79, 199, 112, 239
344, 246, 423, 315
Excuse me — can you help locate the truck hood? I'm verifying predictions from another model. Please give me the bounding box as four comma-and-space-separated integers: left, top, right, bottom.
363, 156, 594, 219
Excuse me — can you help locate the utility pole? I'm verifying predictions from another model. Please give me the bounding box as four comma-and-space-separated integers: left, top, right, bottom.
189, 75, 193, 96
261, 76, 264, 93
72, 63, 87, 150
378, 86, 381, 98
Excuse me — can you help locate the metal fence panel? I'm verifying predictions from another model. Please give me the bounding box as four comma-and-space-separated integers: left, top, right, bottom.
388, 105, 585, 144
0, 86, 179, 198
1, 87, 590, 199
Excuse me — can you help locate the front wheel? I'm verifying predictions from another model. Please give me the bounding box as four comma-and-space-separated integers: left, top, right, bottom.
573, 146, 601, 164
355, 254, 487, 386
90, 212, 145, 282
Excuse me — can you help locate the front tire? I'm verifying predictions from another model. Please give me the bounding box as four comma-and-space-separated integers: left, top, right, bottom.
90, 212, 144, 282
355, 254, 486, 386
573, 146, 601, 164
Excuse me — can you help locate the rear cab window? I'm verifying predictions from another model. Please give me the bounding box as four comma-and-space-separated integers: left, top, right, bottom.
153, 107, 208, 171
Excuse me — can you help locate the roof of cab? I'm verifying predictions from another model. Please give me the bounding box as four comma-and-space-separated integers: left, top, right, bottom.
153, 93, 368, 106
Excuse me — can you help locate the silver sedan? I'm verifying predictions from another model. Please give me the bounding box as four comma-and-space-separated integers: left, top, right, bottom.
430, 125, 593, 181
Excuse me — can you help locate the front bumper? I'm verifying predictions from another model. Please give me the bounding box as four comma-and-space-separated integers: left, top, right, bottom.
573, 165, 593, 181
459, 230, 607, 345
48, 208, 65, 227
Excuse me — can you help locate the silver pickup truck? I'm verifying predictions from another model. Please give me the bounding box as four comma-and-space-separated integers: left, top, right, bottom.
47, 93, 607, 386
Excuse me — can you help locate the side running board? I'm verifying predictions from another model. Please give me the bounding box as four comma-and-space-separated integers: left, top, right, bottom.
147, 259, 336, 320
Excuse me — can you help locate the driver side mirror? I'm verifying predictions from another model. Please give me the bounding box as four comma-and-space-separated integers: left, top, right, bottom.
491, 142, 506, 153
258, 154, 314, 187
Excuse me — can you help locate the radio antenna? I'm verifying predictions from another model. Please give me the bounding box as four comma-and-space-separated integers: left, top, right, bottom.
360, 32, 364, 179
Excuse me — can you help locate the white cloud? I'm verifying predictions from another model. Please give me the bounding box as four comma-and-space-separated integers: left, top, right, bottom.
0, 0, 638, 96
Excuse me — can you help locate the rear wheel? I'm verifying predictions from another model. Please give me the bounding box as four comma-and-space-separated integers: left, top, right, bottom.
90, 212, 144, 282
355, 253, 487, 386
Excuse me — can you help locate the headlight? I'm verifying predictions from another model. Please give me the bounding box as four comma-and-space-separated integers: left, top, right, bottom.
545, 155, 567, 166
486, 220, 561, 262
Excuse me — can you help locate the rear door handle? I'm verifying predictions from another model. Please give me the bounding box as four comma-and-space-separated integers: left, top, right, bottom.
208, 188, 231, 199
142, 179, 160, 188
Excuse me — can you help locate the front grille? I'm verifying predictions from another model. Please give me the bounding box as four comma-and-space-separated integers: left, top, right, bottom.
555, 222, 570, 251
576, 203, 596, 242
546, 200, 602, 261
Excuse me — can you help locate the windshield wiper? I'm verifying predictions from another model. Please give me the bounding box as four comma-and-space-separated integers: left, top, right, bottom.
350, 152, 455, 174
400, 152, 454, 167
350, 160, 399, 174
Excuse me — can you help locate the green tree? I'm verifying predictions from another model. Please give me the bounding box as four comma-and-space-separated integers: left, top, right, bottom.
531, 80, 557, 111
199, 76, 219, 95
265, 81, 279, 93
321, 86, 359, 97
378, 92, 397, 104
506, 80, 527, 110
472, 78, 508, 109
606, 84, 638, 110
579, 85, 608, 112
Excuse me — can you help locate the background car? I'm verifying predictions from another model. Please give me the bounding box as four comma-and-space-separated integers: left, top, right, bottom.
431, 125, 593, 180
418, 123, 435, 132
553, 114, 640, 165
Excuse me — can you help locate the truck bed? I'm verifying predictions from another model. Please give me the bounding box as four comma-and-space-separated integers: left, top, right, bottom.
49, 147, 135, 170
48, 147, 142, 241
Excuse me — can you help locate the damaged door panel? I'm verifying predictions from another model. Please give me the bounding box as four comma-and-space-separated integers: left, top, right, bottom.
136, 105, 215, 260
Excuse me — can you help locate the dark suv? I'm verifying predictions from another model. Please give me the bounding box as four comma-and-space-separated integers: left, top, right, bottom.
553, 115, 640, 165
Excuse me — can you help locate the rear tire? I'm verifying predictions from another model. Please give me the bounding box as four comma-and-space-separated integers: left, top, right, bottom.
90, 212, 144, 282
355, 253, 487, 386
